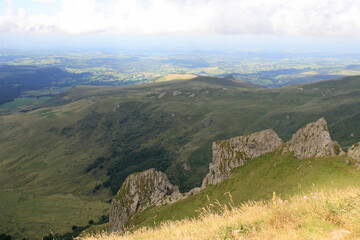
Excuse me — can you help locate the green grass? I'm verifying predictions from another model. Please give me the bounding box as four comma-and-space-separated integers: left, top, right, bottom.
0, 103, 112, 239
0, 190, 109, 239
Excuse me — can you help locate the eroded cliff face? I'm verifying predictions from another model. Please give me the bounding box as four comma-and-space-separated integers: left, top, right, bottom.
202, 129, 283, 187
282, 117, 343, 159
109, 168, 182, 233
348, 142, 360, 161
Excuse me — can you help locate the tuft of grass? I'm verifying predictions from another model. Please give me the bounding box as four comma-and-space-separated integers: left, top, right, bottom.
78, 187, 360, 240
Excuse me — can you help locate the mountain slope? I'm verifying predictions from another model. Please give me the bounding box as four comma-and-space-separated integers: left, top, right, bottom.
82, 186, 360, 240
0, 75, 360, 238
124, 151, 360, 230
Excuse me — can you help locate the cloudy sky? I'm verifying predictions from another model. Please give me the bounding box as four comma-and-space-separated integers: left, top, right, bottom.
1, 0, 360, 51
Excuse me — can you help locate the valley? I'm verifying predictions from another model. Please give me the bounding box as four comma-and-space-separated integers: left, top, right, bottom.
0, 74, 360, 239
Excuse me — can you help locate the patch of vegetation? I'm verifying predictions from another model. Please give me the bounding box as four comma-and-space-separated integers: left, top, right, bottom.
87, 157, 109, 173
106, 147, 173, 194
334, 144, 341, 155
167, 141, 213, 192
42, 215, 109, 240
0, 190, 109, 240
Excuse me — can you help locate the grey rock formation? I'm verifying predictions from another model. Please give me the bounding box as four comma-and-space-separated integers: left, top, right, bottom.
109, 168, 181, 233
282, 117, 343, 159
348, 142, 360, 161
202, 129, 283, 187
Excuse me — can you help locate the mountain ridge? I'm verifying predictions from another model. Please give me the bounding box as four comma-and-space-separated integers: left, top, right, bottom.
108, 117, 349, 233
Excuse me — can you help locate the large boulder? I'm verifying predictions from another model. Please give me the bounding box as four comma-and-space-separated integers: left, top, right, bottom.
348, 142, 360, 161
109, 168, 182, 233
202, 129, 283, 187
282, 117, 343, 159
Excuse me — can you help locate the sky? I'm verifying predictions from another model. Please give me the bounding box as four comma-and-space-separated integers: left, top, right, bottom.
1, 0, 360, 52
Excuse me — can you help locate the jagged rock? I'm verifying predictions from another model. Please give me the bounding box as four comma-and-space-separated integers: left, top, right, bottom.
348, 142, 360, 161
109, 168, 181, 233
202, 129, 283, 187
282, 117, 343, 159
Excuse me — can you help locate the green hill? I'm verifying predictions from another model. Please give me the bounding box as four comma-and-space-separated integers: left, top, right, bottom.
0, 76, 360, 239
127, 151, 360, 230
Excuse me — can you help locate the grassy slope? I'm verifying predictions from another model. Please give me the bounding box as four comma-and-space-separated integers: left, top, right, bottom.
0, 192, 109, 238
82, 186, 360, 240
0, 98, 111, 239
126, 151, 360, 230
0, 76, 360, 238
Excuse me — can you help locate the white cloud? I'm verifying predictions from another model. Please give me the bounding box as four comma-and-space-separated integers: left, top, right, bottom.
55, 0, 107, 34
5, 0, 13, 6
0, 8, 56, 33
107, 0, 215, 34
32, 0, 54, 3
1, 0, 360, 37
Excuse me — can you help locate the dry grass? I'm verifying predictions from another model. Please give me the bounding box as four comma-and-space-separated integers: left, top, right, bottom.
79, 187, 360, 240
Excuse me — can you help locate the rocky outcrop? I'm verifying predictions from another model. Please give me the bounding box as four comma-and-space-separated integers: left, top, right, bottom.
202, 129, 283, 187
109, 118, 346, 233
348, 142, 360, 161
282, 117, 343, 159
109, 168, 182, 233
